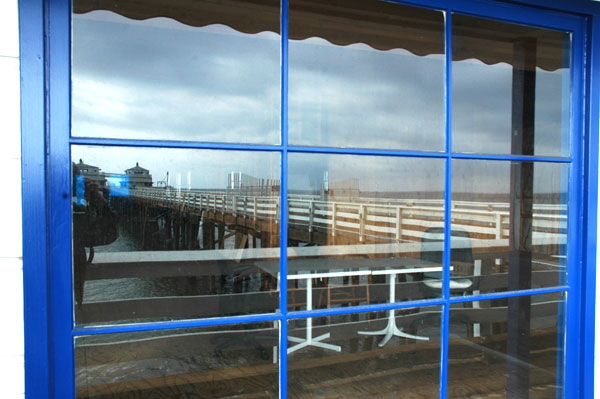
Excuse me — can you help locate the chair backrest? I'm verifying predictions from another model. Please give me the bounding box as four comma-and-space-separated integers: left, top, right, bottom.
420, 227, 473, 279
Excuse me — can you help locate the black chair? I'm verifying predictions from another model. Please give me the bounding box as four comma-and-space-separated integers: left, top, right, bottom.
419, 227, 474, 298
412, 227, 478, 338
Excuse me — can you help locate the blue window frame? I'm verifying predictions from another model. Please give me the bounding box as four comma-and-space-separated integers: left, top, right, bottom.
19, 0, 600, 398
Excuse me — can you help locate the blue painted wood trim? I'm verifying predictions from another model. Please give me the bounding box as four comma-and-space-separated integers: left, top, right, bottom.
69, 136, 576, 163
493, 0, 600, 15
74, 313, 284, 336
580, 13, 600, 399
46, 0, 75, 397
279, 1, 290, 397
563, 15, 586, 399
21, 1, 599, 398
392, 0, 598, 15
19, 0, 51, 397
439, 9, 453, 399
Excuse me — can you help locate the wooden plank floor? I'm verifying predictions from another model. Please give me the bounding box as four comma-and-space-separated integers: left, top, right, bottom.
76, 326, 559, 399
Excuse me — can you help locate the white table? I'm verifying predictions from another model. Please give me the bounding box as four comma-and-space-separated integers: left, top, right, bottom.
256, 257, 445, 353
287, 270, 371, 353
358, 266, 448, 347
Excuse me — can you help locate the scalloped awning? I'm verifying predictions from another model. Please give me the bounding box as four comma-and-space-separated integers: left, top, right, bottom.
73, 0, 567, 71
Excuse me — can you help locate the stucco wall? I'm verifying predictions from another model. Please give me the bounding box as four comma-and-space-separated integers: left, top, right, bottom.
0, 0, 24, 398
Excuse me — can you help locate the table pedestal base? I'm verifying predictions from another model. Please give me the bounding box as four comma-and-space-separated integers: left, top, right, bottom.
288, 332, 342, 353
359, 310, 429, 347
287, 278, 341, 354
359, 272, 429, 346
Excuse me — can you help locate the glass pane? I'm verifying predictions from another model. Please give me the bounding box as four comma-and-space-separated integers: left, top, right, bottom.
449, 160, 567, 297
288, 307, 441, 398
281, 153, 445, 311
288, 0, 445, 150
453, 14, 571, 157
448, 294, 565, 398
75, 322, 278, 399
72, 0, 280, 144
72, 146, 280, 325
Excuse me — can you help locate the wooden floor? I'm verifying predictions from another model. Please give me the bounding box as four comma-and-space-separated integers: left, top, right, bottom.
76, 320, 560, 399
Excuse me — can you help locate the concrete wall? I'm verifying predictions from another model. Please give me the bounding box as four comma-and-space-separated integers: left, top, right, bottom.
0, 0, 24, 398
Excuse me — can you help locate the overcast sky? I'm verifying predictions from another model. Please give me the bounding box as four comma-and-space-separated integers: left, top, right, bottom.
71, 11, 569, 197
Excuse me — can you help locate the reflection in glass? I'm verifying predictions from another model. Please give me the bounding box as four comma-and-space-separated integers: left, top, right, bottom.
453, 14, 571, 156
75, 323, 278, 399
451, 160, 567, 296
288, 0, 445, 150
447, 294, 565, 397
287, 308, 441, 398
284, 153, 445, 311
72, 0, 280, 143
72, 146, 280, 325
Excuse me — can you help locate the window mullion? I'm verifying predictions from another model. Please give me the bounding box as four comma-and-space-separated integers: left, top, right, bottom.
280, 1, 290, 398
440, 8, 454, 399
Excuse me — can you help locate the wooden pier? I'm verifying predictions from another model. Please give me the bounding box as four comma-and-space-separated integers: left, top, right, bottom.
74, 189, 567, 398
125, 187, 566, 249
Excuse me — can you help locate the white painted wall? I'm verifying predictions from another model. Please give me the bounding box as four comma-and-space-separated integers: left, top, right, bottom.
0, 0, 24, 398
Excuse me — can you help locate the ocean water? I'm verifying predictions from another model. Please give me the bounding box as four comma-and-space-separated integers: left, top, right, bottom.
82, 225, 262, 303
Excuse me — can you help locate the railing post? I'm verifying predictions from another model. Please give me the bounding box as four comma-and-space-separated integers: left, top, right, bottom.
253, 197, 257, 221
308, 201, 314, 233
473, 259, 482, 337
495, 213, 503, 239
359, 205, 366, 242
395, 206, 402, 241
331, 202, 337, 237
495, 213, 503, 270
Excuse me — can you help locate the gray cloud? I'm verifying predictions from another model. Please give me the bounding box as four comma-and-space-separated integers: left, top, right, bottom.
288, 39, 445, 150
288, 153, 445, 195
71, 11, 569, 195
72, 145, 280, 190
73, 12, 280, 143
452, 59, 567, 156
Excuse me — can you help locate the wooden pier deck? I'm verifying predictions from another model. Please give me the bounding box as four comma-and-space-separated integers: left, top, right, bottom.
127, 188, 566, 246
76, 319, 561, 399
73, 191, 566, 398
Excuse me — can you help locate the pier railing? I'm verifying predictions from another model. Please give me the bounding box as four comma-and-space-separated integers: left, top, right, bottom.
82, 238, 564, 325
129, 187, 567, 243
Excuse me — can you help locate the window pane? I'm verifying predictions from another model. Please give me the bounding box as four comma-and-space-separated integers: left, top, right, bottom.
447, 294, 565, 397
288, 307, 441, 398
72, 146, 280, 325
75, 322, 278, 398
288, 0, 445, 150
453, 14, 571, 157
281, 153, 445, 311
450, 160, 567, 297
72, 0, 280, 144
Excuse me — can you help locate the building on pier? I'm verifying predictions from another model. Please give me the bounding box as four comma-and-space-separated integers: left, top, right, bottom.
83, 162, 154, 192
124, 162, 153, 188
75, 159, 106, 188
